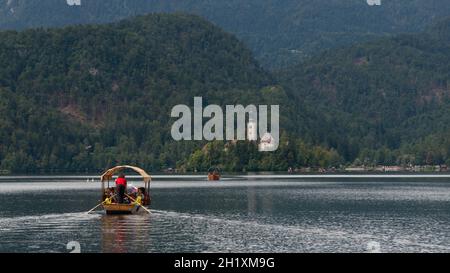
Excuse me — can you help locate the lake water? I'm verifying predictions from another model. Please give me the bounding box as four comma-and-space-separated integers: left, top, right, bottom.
0, 175, 449, 253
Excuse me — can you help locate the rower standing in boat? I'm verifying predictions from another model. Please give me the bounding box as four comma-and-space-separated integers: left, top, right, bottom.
115, 174, 127, 204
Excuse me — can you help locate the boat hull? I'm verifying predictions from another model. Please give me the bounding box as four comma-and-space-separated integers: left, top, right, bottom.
208, 174, 220, 181
103, 204, 148, 215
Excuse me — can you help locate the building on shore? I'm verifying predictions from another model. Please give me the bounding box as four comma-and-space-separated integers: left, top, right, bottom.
247, 116, 258, 141
258, 133, 277, 152
382, 166, 405, 172
345, 167, 366, 172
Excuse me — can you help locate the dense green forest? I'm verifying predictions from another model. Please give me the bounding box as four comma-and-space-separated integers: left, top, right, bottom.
279, 18, 450, 167
1, 12, 450, 173
1, 0, 450, 68
0, 13, 339, 173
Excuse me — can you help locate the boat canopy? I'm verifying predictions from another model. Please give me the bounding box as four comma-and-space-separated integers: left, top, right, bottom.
100, 165, 151, 183
208, 167, 220, 173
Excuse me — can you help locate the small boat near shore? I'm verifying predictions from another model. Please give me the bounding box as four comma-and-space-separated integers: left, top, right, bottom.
99, 165, 152, 215
208, 167, 221, 181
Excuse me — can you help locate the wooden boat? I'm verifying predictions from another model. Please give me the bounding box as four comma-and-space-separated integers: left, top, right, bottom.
103, 203, 148, 215
207, 167, 221, 181
100, 165, 151, 215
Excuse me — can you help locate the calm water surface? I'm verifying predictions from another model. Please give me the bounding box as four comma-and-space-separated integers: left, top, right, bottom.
0, 176, 449, 253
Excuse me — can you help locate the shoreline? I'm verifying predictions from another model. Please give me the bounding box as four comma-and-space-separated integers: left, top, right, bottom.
2, 173, 450, 179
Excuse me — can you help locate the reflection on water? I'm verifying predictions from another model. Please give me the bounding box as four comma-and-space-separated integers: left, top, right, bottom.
101, 215, 151, 253
0, 177, 450, 253
247, 186, 274, 216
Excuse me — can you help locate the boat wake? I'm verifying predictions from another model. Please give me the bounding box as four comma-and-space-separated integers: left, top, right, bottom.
149, 209, 450, 252
0, 212, 100, 231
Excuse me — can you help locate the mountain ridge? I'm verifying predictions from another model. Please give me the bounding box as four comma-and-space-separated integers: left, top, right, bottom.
0, 13, 283, 173
279, 18, 450, 165
2, 0, 450, 68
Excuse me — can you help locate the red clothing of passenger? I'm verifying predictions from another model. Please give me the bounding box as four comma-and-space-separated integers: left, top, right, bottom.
115, 177, 127, 187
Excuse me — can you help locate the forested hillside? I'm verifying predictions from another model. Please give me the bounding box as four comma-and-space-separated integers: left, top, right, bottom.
279, 19, 450, 166
1, 0, 450, 68
1, 11, 450, 173
0, 14, 270, 173
0, 13, 341, 173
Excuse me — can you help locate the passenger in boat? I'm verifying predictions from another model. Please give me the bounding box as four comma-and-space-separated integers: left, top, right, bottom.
104, 196, 112, 205
134, 188, 145, 205
104, 188, 115, 204
115, 173, 127, 204
109, 187, 117, 202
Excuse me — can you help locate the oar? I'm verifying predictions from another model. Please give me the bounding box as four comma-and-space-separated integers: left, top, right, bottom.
87, 194, 117, 214
125, 193, 151, 214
